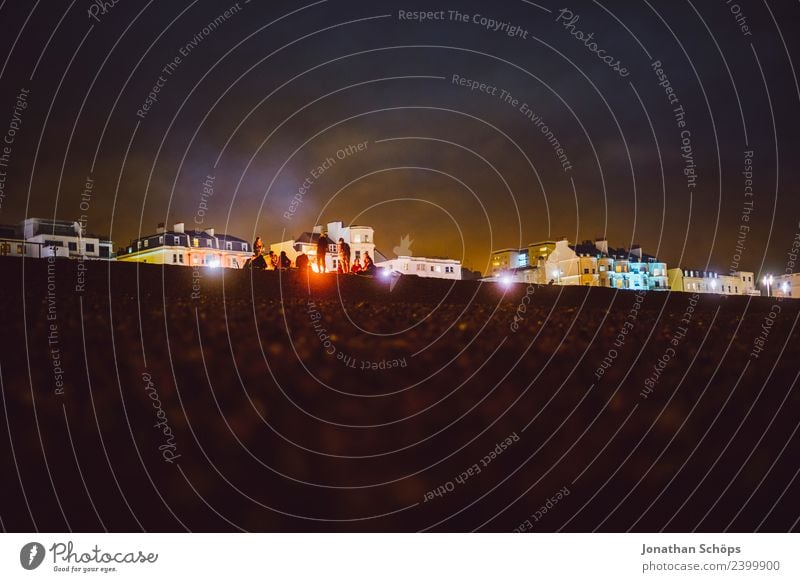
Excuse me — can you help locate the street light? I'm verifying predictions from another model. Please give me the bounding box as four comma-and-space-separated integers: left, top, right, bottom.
763, 274, 774, 297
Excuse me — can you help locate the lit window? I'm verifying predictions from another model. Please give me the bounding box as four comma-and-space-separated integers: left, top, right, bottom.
144, 240, 148, 247
159, 236, 164, 244
354, 234, 361, 243
206, 239, 212, 247
193, 238, 199, 247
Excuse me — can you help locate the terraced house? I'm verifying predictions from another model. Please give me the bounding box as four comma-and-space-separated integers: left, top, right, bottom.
116, 222, 251, 269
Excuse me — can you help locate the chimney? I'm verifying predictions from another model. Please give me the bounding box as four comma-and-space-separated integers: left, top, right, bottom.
156, 222, 165, 234
204, 228, 215, 237
595, 238, 608, 255
173, 222, 185, 233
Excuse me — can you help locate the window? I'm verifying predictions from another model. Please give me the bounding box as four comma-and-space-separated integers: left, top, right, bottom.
144, 239, 149, 247
0, 243, 9, 255
173, 254, 177, 263
17, 244, 25, 255
242, 243, 248, 251
430, 266, 434, 272
69, 241, 78, 251
173, 236, 180, 245
206, 239, 212, 247
193, 238, 199, 247
86, 243, 95, 253
100, 246, 109, 258
137, 241, 142, 249
599, 266, 606, 272
355, 250, 361, 261
583, 268, 589, 274
159, 236, 164, 245
354, 234, 362, 243
417, 264, 425, 271
226, 242, 232, 250
363, 235, 369, 243
179, 254, 184, 263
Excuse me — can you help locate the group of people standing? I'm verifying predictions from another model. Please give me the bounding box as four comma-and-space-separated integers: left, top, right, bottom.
246, 234, 376, 275
313, 233, 375, 275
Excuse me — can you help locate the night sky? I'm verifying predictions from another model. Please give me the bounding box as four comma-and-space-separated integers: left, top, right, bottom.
1, 0, 798, 276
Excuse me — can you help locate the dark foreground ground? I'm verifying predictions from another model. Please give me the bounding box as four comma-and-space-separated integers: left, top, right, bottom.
1, 256, 799, 532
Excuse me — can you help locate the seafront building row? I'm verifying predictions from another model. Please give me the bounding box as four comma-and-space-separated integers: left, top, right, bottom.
2, 217, 798, 297
489, 238, 768, 297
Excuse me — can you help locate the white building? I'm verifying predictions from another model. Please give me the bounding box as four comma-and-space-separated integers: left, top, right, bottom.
667, 269, 759, 296
20, 217, 113, 259
0, 224, 39, 258
116, 222, 251, 268
772, 273, 800, 298
377, 255, 462, 280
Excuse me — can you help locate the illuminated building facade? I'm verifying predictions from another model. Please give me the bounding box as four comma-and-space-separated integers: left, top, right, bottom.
667, 269, 759, 296
12, 218, 114, 259
489, 238, 668, 291
116, 222, 251, 268
376, 255, 462, 280
772, 273, 800, 298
